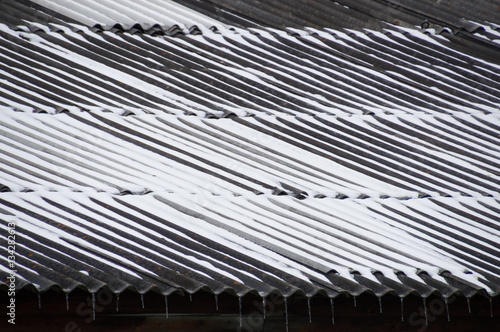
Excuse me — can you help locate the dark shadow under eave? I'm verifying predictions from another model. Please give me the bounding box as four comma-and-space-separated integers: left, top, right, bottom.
2, 288, 499, 332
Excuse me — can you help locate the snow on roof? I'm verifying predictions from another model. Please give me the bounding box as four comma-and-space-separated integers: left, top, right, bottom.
1, 21, 499, 116
0, 0, 499, 319
1, 191, 499, 298
28, 0, 228, 31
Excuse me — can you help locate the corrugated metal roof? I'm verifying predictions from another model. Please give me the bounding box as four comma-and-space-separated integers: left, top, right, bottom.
0, 0, 499, 322
24, 0, 500, 35
1, 22, 499, 116
0, 112, 498, 198
2, 192, 500, 299
28, 0, 228, 31
1, 110, 499, 302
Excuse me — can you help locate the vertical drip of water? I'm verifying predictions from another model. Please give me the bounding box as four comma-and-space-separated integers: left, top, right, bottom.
467, 297, 471, 314
66, 293, 69, 311
116, 294, 120, 312
400, 297, 404, 322
262, 297, 267, 319
423, 297, 428, 326
92, 293, 96, 321
238, 296, 243, 327
378, 296, 383, 314
330, 297, 335, 325
307, 297, 312, 323
353, 296, 357, 307
189, 293, 192, 302
38, 293, 41, 309
284, 297, 289, 332
445, 298, 450, 322
490, 298, 493, 318
165, 295, 169, 319
141, 293, 145, 309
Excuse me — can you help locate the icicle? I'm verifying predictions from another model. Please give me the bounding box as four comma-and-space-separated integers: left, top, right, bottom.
445, 298, 450, 322
141, 293, 145, 309
215, 294, 219, 311
307, 297, 312, 323
400, 297, 404, 322
115, 293, 120, 312
353, 296, 357, 307
38, 293, 42, 309
92, 293, 96, 321
423, 297, 428, 326
262, 297, 267, 319
239, 296, 243, 328
378, 296, 383, 313
189, 293, 192, 302
165, 295, 169, 319
490, 298, 493, 318
330, 297, 335, 325
284, 297, 289, 332
467, 297, 471, 314
66, 293, 70, 311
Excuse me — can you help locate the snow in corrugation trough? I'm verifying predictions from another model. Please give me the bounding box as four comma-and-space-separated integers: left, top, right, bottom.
29, 0, 228, 30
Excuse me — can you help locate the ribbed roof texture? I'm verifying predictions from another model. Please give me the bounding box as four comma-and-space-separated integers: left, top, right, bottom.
0, 0, 499, 323
1, 21, 499, 116
2, 192, 500, 298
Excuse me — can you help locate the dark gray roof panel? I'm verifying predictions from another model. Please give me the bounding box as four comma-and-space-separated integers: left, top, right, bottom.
0, 0, 80, 29
0, 0, 499, 318
0, 24, 499, 116
177, 0, 500, 34
1, 111, 499, 300
1, 112, 498, 198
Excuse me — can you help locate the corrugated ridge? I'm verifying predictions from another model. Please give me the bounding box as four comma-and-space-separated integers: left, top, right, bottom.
1, 24, 499, 117
1, 192, 499, 300
0, 112, 498, 198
